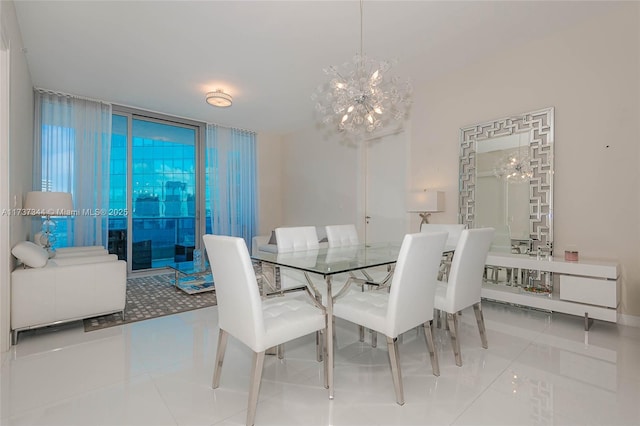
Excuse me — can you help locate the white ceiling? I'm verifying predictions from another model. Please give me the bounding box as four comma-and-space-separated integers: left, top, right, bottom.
13, 1, 616, 134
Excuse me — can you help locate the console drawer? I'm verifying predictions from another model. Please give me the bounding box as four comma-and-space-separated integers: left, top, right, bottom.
560, 275, 618, 308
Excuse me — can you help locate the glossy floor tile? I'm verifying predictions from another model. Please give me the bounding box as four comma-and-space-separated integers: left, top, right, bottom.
1, 301, 640, 425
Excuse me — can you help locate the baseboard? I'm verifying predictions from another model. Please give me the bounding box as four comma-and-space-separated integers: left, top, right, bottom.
618, 312, 640, 328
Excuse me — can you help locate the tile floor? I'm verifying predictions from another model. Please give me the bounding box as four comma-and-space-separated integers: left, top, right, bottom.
1, 301, 640, 425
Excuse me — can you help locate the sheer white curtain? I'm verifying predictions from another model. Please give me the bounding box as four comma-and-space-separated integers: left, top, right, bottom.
205, 124, 257, 248
33, 89, 112, 247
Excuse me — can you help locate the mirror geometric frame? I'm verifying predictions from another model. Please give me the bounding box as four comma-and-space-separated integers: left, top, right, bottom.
459, 107, 554, 257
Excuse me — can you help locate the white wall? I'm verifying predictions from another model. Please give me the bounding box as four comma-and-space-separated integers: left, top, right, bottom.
409, 5, 640, 316
277, 4, 640, 319
256, 132, 284, 235
280, 126, 360, 229
0, 0, 34, 351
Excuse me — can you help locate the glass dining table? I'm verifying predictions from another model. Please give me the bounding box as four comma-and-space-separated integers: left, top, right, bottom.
251, 242, 403, 399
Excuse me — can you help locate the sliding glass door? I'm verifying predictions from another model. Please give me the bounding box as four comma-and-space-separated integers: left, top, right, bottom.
108, 115, 128, 261
109, 109, 204, 272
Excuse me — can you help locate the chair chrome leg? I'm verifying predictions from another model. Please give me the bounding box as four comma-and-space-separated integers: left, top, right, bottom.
212, 329, 228, 388
321, 329, 329, 389
447, 312, 463, 367
316, 330, 324, 362
371, 330, 377, 348
359, 285, 366, 342
316, 292, 324, 362
473, 302, 488, 349
423, 321, 440, 376
277, 344, 285, 359
386, 336, 405, 405
121, 310, 126, 321
247, 351, 266, 426
11, 330, 18, 346
435, 309, 441, 329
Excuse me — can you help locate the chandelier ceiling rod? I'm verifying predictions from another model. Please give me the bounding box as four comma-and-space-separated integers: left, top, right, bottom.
359, 0, 364, 58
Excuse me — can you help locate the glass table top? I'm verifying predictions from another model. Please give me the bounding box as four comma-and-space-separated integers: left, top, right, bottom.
251, 242, 404, 276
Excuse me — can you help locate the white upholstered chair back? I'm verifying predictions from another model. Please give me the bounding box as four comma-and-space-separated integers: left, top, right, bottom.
202, 235, 265, 352
274, 226, 322, 292
203, 234, 328, 425
440, 228, 495, 313
386, 231, 448, 337
275, 226, 320, 253
325, 224, 359, 248
332, 231, 448, 404
421, 223, 466, 248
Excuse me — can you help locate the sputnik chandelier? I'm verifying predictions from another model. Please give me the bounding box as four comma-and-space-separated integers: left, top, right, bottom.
493, 149, 533, 182
311, 0, 412, 136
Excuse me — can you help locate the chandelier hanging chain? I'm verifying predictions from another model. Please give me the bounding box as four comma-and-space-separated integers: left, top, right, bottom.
359, 0, 364, 59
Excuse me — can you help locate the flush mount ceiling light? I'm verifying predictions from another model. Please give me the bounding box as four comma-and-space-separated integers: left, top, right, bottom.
311, 0, 412, 136
205, 90, 232, 108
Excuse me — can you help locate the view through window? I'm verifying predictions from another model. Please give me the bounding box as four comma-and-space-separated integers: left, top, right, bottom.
39, 106, 255, 271
109, 113, 200, 270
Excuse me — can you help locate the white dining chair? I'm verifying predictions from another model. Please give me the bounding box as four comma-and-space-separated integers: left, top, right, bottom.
434, 227, 495, 367
325, 224, 393, 284
420, 223, 466, 248
276, 225, 321, 252
421, 223, 466, 281
332, 231, 448, 405
325, 224, 359, 248
202, 235, 328, 426
325, 224, 392, 347
274, 226, 322, 292
275, 226, 327, 360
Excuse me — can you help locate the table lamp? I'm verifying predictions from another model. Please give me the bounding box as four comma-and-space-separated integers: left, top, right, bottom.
24, 191, 73, 252
407, 190, 444, 226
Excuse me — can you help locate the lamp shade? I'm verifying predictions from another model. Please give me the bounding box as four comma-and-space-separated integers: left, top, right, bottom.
24, 191, 73, 216
407, 190, 444, 213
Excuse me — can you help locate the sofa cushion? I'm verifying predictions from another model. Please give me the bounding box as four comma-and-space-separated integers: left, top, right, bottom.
11, 241, 49, 268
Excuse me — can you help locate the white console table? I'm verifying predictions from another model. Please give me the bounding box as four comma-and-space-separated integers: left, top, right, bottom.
481, 252, 620, 329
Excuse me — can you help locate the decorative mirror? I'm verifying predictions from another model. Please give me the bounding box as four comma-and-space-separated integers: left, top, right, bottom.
459, 107, 554, 257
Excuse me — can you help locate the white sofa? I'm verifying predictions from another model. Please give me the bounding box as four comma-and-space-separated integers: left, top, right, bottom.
10, 242, 127, 344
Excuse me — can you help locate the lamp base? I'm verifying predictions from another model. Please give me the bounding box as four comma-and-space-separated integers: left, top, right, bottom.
35, 232, 56, 258
38, 215, 58, 256
419, 212, 431, 225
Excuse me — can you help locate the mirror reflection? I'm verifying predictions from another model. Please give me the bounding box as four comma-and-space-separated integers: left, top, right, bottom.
458, 107, 554, 258
476, 133, 531, 254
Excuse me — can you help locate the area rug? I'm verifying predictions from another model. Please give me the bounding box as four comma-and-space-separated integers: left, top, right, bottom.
83, 273, 217, 332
